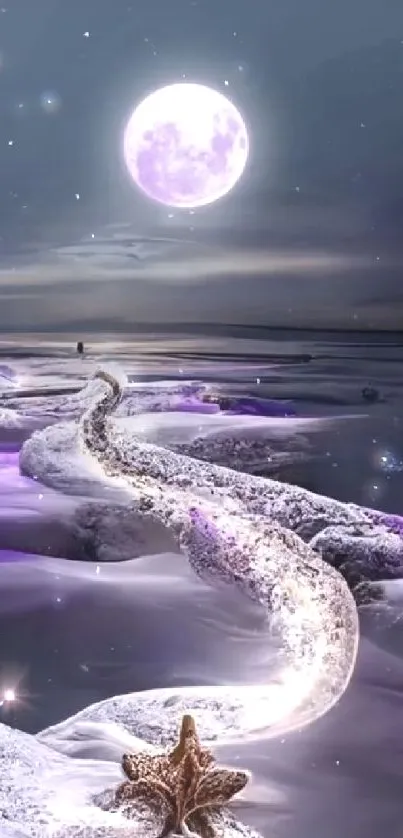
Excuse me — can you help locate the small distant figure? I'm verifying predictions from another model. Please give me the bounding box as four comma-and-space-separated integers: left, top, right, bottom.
76, 341, 84, 356
362, 386, 379, 403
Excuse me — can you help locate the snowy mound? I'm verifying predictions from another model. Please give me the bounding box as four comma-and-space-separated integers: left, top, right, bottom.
19, 420, 116, 496
0, 363, 17, 388
0, 696, 261, 838
0, 407, 24, 429
38, 685, 260, 753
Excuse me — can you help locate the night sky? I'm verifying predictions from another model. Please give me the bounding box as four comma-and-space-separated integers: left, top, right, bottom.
1, 0, 403, 332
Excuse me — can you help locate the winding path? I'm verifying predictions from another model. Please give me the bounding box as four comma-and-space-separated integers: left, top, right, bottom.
75, 367, 360, 743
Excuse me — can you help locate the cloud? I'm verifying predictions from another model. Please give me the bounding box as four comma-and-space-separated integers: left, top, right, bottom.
0, 224, 371, 287
0, 225, 400, 333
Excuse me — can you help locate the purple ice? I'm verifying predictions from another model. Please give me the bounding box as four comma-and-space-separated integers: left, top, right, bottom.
381, 514, 403, 537
224, 397, 296, 418
174, 397, 220, 414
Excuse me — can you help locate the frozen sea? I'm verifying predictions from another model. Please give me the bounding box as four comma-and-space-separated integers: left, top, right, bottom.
1, 328, 403, 838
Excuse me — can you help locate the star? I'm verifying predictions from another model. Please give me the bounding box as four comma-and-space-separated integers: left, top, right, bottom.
114, 714, 249, 838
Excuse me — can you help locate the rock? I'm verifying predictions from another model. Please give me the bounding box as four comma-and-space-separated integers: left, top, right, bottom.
310, 525, 403, 586
361, 386, 379, 403
70, 501, 177, 562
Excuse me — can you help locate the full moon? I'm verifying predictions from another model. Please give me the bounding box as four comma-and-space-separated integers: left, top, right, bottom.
123, 83, 249, 209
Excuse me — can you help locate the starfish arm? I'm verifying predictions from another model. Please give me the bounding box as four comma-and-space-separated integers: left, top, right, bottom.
190, 769, 249, 811
176, 749, 203, 819
122, 751, 171, 781
169, 741, 186, 765
181, 818, 204, 838
157, 812, 177, 838
114, 780, 137, 805
186, 811, 217, 838
198, 749, 216, 770
169, 714, 201, 766
115, 777, 174, 811
122, 752, 150, 780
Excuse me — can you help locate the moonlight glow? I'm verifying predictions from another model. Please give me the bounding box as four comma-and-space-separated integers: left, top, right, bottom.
123, 83, 249, 209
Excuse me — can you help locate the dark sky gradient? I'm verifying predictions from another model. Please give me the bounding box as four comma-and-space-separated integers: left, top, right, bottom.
0, 0, 403, 331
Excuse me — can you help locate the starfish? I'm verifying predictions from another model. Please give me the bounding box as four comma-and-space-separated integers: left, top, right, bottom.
114, 714, 249, 837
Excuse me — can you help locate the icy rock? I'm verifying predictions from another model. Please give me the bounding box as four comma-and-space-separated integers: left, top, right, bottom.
310, 525, 403, 584
70, 500, 177, 562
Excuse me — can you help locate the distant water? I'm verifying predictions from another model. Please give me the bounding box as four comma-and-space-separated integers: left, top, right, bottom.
0, 331, 403, 838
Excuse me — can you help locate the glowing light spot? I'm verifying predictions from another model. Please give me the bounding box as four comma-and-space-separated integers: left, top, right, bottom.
40, 91, 61, 114
3, 688, 16, 702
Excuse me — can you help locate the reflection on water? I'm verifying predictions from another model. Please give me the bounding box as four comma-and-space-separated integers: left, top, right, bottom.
0, 331, 403, 838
